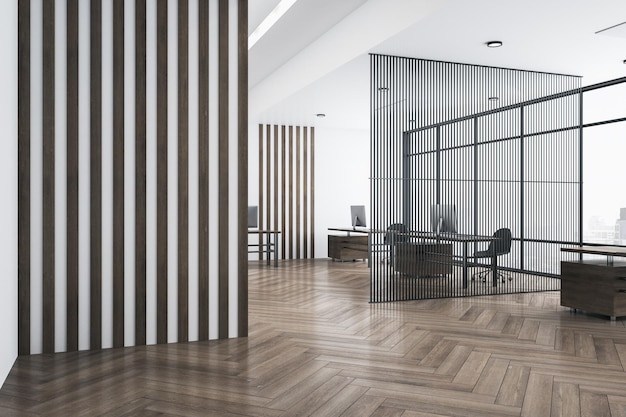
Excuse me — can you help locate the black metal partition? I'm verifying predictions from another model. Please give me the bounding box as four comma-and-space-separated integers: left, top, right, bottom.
370, 54, 595, 302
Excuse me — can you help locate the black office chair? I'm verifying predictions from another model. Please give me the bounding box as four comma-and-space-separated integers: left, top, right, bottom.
472, 228, 512, 283
382, 223, 408, 266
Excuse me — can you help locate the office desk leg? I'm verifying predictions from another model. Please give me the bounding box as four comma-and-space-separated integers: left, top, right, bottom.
274, 232, 278, 267
462, 242, 468, 289
492, 252, 498, 287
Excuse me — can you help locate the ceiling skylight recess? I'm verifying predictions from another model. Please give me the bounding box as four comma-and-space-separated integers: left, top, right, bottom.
249, 0, 299, 49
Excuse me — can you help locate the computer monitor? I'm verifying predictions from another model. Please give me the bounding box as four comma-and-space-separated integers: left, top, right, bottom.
247, 206, 258, 228
430, 204, 457, 235
351, 205, 367, 228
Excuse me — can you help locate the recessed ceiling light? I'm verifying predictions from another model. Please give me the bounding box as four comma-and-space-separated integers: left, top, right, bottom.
486, 41, 503, 48
316, 113, 326, 118
623, 59, 626, 64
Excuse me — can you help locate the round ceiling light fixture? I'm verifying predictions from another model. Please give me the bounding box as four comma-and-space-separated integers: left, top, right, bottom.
486, 41, 503, 48
316, 113, 326, 118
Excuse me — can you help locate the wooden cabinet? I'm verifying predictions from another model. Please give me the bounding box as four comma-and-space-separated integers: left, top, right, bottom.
395, 242, 453, 276
560, 260, 626, 320
328, 234, 368, 261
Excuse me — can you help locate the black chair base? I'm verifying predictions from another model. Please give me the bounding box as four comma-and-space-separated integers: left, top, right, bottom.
471, 268, 511, 284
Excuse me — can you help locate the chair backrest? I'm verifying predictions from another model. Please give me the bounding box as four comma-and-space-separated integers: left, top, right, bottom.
490, 228, 512, 256
385, 223, 408, 245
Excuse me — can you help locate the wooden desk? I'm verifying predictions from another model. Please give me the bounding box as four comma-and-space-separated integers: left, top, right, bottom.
402, 232, 499, 288
248, 230, 281, 267
560, 246, 626, 320
327, 228, 370, 262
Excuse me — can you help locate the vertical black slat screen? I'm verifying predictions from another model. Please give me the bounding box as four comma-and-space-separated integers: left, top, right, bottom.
371, 54, 581, 302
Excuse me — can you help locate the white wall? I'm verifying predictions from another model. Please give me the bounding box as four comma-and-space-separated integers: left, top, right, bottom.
248, 124, 370, 259
314, 127, 369, 257
0, 0, 19, 386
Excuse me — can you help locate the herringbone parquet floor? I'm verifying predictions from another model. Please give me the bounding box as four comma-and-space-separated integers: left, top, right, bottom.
2, 259, 626, 416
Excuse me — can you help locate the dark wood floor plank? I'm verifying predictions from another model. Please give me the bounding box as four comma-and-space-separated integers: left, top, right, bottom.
4, 263, 626, 416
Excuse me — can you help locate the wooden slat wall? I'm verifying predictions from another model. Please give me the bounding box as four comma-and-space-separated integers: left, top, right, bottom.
16, 0, 248, 355
112, 0, 125, 350
135, 0, 147, 347
66, 0, 79, 353
17, 0, 31, 357
42, 0, 56, 355
177, 0, 189, 344
89, 0, 102, 351
156, 0, 168, 346
257, 124, 315, 260
197, 0, 209, 342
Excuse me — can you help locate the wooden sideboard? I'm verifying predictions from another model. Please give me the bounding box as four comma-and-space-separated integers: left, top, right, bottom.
560, 246, 626, 320
328, 234, 369, 261
395, 242, 453, 277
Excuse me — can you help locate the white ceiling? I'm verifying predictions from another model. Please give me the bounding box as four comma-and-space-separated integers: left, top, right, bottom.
249, 0, 626, 131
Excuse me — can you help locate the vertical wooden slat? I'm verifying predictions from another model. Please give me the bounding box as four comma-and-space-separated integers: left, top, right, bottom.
198, 0, 209, 341
281, 125, 286, 259
257, 124, 263, 260
238, 0, 248, 337
112, 0, 125, 349
273, 125, 278, 235
303, 127, 308, 258
135, 0, 147, 346
177, 0, 189, 343
156, 0, 168, 345
295, 126, 300, 259
218, 0, 229, 339
265, 124, 270, 239
90, 0, 102, 350
288, 126, 293, 259
66, 0, 79, 352
310, 127, 315, 259
18, 0, 31, 356
42, 0, 56, 354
